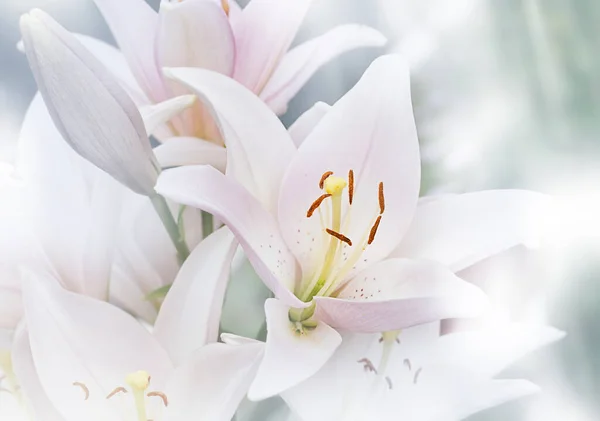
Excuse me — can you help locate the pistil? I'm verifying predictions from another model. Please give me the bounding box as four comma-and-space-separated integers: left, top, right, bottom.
126, 370, 150, 421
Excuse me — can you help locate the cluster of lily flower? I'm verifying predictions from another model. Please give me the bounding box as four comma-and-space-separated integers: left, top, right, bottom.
0, 0, 564, 420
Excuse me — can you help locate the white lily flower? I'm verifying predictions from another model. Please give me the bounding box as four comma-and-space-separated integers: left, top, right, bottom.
87, 0, 386, 137
282, 322, 564, 421
13, 227, 255, 421
152, 54, 558, 399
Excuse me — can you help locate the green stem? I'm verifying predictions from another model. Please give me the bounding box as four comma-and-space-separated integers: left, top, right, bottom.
150, 194, 190, 264
201, 210, 214, 238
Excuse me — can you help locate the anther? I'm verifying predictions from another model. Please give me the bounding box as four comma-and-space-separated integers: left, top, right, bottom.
307, 194, 331, 218
106, 387, 128, 400
326, 229, 352, 246
368, 215, 382, 245
385, 376, 393, 389
319, 171, 333, 189
413, 367, 422, 384
221, 0, 230, 15
72, 382, 89, 400
348, 170, 354, 205
378, 182, 385, 214
357, 358, 377, 374
403, 358, 412, 371
147, 391, 169, 407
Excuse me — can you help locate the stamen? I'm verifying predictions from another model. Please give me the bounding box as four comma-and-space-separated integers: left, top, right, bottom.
413, 367, 422, 384
307, 194, 331, 218
326, 229, 352, 246
357, 358, 377, 374
378, 182, 385, 214
348, 170, 354, 205
221, 0, 230, 15
72, 382, 89, 400
319, 171, 333, 189
106, 387, 128, 399
147, 391, 169, 407
368, 215, 382, 245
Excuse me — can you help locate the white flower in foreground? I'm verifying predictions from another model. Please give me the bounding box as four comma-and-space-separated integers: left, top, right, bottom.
20, 9, 194, 196
283, 322, 564, 421
13, 228, 255, 421
154, 55, 548, 399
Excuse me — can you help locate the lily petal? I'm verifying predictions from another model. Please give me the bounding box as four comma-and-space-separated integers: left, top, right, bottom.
163, 67, 295, 213
165, 342, 263, 421
21, 271, 172, 421
75, 34, 147, 104
314, 259, 488, 333
288, 102, 330, 147
12, 327, 65, 421
262, 25, 387, 114
433, 324, 564, 378
154, 137, 227, 171
154, 227, 238, 365
140, 95, 197, 136
91, 0, 166, 102
157, 0, 235, 76
248, 299, 342, 400
232, 0, 313, 94
21, 10, 160, 196
156, 165, 306, 308
392, 190, 550, 272
278, 55, 420, 278
18, 94, 123, 300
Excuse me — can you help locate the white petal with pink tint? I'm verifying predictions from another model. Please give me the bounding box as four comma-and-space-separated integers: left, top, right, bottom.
232, 0, 313, 94
278, 55, 420, 279
154, 137, 227, 171
154, 227, 238, 365
393, 190, 550, 272
248, 299, 341, 400
262, 24, 387, 114
314, 259, 488, 333
91, 0, 166, 102
288, 102, 330, 147
156, 165, 306, 308
164, 67, 295, 213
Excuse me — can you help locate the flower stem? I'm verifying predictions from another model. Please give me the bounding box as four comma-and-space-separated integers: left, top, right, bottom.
201, 210, 214, 238
150, 194, 190, 264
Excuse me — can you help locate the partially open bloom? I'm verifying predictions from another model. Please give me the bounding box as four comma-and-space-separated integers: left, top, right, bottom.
154, 54, 549, 398
91, 0, 386, 125
282, 321, 564, 421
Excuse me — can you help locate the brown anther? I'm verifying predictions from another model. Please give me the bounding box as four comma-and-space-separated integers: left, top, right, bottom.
378, 182, 385, 214
147, 391, 169, 407
221, 0, 230, 15
385, 376, 393, 390
319, 171, 334, 189
368, 215, 382, 245
306, 194, 331, 218
106, 387, 128, 400
403, 358, 412, 371
413, 367, 422, 385
73, 382, 90, 400
348, 170, 355, 205
326, 229, 352, 246
357, 358, 377, 374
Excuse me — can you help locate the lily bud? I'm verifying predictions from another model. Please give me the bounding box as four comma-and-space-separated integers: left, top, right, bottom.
20, 9, 160, 196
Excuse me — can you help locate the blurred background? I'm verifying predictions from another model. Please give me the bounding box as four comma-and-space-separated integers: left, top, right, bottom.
1, 0, 600, 420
